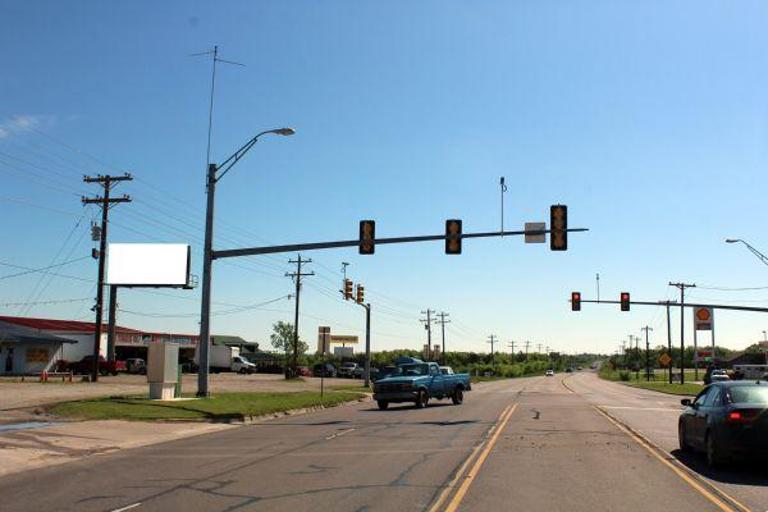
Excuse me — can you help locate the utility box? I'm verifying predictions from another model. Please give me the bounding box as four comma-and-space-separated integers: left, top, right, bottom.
147, 342, 179, 400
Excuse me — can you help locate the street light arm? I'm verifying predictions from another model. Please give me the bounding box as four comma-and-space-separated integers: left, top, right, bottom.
729, 239, 768, 267
215, 128, 295, 182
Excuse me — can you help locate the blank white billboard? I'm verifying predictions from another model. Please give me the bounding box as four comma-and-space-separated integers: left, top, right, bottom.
107, 243, 190, 287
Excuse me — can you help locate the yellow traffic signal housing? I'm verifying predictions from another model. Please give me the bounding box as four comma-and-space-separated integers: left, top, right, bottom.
550, 205, 568, 251
359, 220, 375, 255
343, 279, 353, 300
356, 284, 365, 304
445, 219, 462, 254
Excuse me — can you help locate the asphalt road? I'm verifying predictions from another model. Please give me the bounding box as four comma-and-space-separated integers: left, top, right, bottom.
2, 373, 765, 512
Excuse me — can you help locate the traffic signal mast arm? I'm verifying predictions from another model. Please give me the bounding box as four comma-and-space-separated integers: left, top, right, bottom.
571, 297, 768, 314
213, 226, 589, 259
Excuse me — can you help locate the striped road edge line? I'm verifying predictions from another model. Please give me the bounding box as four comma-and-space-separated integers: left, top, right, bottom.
593, 406, 752, 512
426, 403, 516, 512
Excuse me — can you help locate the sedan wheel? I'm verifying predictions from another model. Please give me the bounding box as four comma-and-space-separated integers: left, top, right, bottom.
678, 422, 691, 453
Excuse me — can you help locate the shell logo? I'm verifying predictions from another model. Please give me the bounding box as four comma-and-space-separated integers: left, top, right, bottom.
695, 308, 711, 321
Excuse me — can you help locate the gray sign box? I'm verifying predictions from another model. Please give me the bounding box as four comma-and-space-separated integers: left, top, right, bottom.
525, 222, 546, 243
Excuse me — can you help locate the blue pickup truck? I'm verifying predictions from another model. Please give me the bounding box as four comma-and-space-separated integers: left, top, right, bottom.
372, 360, 471, 410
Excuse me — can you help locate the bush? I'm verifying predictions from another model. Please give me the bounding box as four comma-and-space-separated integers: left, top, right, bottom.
619, 371, 631, 382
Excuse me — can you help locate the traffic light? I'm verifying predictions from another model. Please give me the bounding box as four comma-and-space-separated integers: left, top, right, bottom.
445, 219, 462, 254
571, 292, 581, 311
343, 279, 353, 300
356, 284, 365, 304
359, 220, 375, 255
620, 292, 630, 311
550, 205, 568, 251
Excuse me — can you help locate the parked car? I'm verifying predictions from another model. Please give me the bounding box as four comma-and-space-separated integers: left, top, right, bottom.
565, 367, 574, 373
678, 381, 768, 467
312, 363, 337, 378
545, 369, 555, 377
439, 366, 455, 375
297, 366, 312, 377
338, 362, 359, 378
372, 360, 471, 410
710, 369, 730, 383
125, 358, 146, 375
67, 355, 127, 376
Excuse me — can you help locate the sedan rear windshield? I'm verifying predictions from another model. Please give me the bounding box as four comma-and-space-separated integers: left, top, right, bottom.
729, 386, 768, 404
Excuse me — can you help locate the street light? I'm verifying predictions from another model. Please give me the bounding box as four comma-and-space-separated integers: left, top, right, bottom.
197, 127, 295, 397
725, 238, 768, 266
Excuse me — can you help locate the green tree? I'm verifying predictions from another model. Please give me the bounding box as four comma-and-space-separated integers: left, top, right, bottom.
270, 321, 308, 356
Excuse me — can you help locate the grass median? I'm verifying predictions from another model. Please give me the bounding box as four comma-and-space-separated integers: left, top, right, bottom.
50, 391, 367, 422
599, 368, 702, 396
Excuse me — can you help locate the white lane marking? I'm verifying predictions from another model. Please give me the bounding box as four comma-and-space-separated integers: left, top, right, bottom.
601, 406, 681, 412
110, 503, 142, 512
325, 428, 355, 440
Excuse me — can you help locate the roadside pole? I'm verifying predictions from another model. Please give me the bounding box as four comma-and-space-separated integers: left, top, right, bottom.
666, 301, 673, 384
693, 326, 699, 381
364, 303, 371, 387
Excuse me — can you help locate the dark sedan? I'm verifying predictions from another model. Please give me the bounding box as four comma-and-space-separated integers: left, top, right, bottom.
678, 381, 768, 467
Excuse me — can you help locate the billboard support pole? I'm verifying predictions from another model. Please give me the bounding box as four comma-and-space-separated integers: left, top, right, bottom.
693, 325, 699, 381
107, 285, 118, 362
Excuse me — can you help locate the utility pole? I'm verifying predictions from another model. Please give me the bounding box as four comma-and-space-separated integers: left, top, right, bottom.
669, 282, 696, 385
524, 340, 531, 359
435, 312, 450, 364
82, 173, 132, 382
487, 335, 497, 363
420, 309, 435, 359
641, 326, 653, 382
286, 255, 313, 378
508, 340, 516, 357
106, 285, 118, 362
537, 343, 543, 355
666, 301, 673, 384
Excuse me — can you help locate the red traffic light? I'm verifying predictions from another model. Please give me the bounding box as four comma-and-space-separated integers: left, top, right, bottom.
343, 279, 353, 300
571, 292, 581, 311
620, 292, 630, 311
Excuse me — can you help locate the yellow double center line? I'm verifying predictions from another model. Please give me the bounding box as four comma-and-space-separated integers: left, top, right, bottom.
428, 403, 518, 512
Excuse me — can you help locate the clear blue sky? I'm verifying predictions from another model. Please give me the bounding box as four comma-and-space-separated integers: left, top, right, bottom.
2, 1, 767, 355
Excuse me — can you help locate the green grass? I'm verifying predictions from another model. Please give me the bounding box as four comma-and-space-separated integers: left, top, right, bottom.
626, 381, 703, 396
50, 391, 366, 421
599, 369, 703, 396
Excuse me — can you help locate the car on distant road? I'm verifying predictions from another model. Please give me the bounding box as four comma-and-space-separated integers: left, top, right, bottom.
312, 363, 337, 378
678, 381, 768, 467
338, 362, 359, 378
545, 369, 555, 377
565, 367, 573, 373
372, 360, 471, 410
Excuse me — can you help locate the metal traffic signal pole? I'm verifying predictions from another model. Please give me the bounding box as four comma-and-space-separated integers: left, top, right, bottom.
669, 283, 696, 385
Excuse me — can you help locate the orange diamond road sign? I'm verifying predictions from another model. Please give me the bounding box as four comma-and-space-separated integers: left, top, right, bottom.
694, 307, 713, 331
658, 353, 672, 367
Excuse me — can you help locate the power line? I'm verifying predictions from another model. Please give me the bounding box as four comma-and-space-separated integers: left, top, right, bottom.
0, 256, 90, 280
